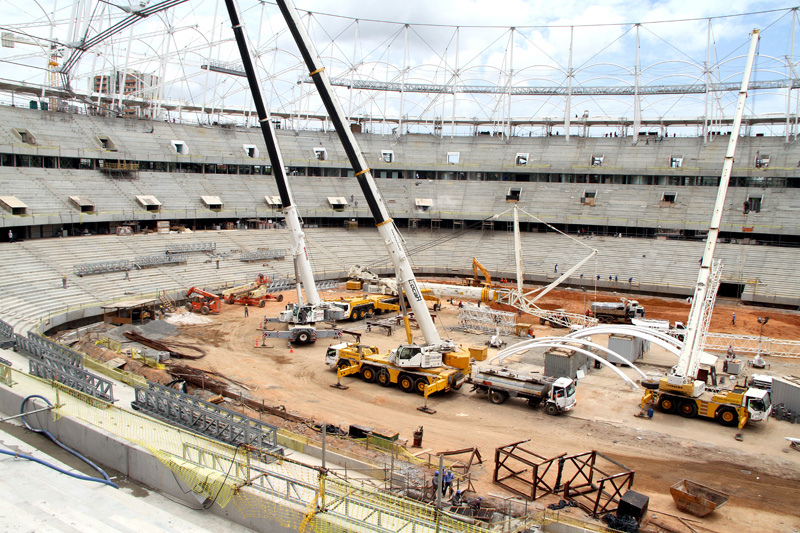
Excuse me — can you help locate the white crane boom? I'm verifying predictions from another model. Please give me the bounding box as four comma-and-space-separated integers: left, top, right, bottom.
223, 0, 321, 307
670, 29, 760, 386
274, 0, 444, 348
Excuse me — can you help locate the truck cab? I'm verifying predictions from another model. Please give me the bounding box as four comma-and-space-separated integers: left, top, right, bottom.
744, 388, 772, 422
391, 344, 444, 369
278, 303, 343, 324
551, 377, 577, 413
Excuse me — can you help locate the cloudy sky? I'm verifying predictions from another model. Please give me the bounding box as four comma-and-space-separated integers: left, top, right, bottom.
0, 0, 797, 131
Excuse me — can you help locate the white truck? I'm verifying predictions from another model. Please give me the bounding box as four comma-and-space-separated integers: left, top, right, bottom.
590, 298, 645, 323
469, 365, 577, 415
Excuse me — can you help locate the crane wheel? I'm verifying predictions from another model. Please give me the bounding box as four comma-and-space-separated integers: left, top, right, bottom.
376, 369, 392, 387
295, 330, 312, 344
658, 396, 677, 413
678, 400, 698, 418
360, 366, 376, 383
259, 300, 267, 308
398, 374, 415, 393
489, 390, 508, 405
201, 306, 210, 315
185, 303, 193, 312
277, 294, 284, 302
544, 403, 560, 416
539, 318, 546, 325
716, 407, 739, 427
336, 359, 351, 370
449, 371, 465, 390
414, 377, 428, 395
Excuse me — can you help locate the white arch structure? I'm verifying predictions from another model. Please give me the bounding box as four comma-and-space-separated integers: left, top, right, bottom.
489, 325, 690, 390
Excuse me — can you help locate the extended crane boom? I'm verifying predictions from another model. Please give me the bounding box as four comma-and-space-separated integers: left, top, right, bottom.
671, 30, 760, 388
223, 0, 343, 345
274, 0, 447, 351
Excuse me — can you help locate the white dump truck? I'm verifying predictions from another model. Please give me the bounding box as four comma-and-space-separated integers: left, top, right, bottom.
469, 365, 577, 415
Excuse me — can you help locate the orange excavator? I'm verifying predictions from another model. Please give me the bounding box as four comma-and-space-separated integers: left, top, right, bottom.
185, 287, 221, 315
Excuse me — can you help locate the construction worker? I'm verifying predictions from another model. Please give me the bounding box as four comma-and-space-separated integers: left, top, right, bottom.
443, 470, 454, 497
244, 304, 249, 317
62, 275, 67, 289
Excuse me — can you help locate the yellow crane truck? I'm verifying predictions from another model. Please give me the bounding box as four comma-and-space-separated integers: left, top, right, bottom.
641, 379, 771, 428
325, 342, 470, 397
326, 294, 400, 320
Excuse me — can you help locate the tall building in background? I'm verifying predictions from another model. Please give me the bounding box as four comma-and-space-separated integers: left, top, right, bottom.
91, 70, 159, 118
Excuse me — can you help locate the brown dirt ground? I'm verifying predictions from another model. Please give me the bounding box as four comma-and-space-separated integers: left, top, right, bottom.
147, 285, 800, 532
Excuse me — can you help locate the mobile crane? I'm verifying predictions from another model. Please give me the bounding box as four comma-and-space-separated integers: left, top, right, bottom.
641, 30, 772, 430
267, 0, 472, 399
222, 3, 343, 345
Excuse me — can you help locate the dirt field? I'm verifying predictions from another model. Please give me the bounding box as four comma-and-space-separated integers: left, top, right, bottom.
127, 285, 800, 532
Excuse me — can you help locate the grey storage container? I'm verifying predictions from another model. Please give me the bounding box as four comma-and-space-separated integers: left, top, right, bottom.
771, 378, 800, 413
608, 334, 644, 364
544, 347, 588, 379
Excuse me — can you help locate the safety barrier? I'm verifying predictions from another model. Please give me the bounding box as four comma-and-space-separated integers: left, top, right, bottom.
28, 354, 115, 403
133, 253, 188, 267
132, 381, 282, 454
164, 242, 216, 253
0, 317, 12, 340
239, 249, 288, 262
74, 259, 134, 276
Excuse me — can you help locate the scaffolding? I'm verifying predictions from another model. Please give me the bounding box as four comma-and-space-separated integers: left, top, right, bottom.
457, 307, 517, 335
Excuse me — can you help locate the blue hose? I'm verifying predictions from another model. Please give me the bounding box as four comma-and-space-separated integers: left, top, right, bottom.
0, 394, 119, 489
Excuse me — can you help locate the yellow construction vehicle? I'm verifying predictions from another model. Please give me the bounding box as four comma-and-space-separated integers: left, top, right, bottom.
325, 342, 470, 396
326, 294, 400, 320
641, 380, 770, 429
471, 257, 492, 287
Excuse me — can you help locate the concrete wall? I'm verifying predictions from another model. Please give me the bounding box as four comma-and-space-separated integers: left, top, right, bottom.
0, 381, 305, 533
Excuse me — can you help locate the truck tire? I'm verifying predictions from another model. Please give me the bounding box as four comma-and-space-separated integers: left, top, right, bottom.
295, 330, 312, 344
185, 303, 193, 312
544, 403, 560, 416
226, 297, 234, 304
366, 305, 375, 318
376, 369, 392, 387
398, 373, 415, 393
276, 294, 284, 302
360, 366, 376, 383
528, 397, 542, 407
336, 359, 351, 370
414, 377, 428, 395
716, 406, 739, 427
449, 371, 464, 390
489, 390, 508, 405
200, 305, 210, 315
539, 317, 546, 325
678, 400, 698, 418
658, 395, 677, 414
259, 300, 266, 308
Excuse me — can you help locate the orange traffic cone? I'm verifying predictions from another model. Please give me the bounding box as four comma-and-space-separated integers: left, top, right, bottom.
254, 337, 259, 347
289, 343, 294, 353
